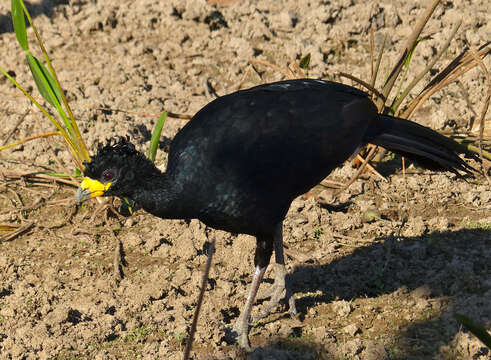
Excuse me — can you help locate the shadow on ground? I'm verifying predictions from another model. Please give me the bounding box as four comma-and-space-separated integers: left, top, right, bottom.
250, 228, 490, 359
0, 0, 69, 35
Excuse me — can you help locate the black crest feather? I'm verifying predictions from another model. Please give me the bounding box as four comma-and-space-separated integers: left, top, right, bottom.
82, 135, 160, 181
83, 136, 142, 177
95, 136, 136, 156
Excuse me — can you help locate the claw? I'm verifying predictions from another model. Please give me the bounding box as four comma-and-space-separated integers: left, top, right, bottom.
223, 320, 252, 351
253, 263, 297, 321
256, 282, 277, 300
232, 319, 252, 351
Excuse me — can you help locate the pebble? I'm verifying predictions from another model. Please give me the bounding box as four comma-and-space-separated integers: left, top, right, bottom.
343, 323, 359, 336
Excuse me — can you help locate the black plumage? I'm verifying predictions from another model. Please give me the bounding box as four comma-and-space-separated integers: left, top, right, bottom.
76, 79, 476, 350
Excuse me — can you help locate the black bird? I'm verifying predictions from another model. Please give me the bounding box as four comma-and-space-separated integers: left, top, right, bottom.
76, 79, 476, 350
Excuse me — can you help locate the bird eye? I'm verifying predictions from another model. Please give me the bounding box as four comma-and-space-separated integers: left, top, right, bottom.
103, 171, 114, 181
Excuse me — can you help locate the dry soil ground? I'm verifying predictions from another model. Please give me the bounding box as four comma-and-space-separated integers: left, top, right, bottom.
0, 0, 490, 359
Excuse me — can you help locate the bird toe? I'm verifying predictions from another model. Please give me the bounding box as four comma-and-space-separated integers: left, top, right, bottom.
256, 283, 279, 300
221, 318, 252, 351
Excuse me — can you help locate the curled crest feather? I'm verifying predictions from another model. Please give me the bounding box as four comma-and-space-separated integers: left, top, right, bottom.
95, 136, 137, 156
83, 136, 160, 180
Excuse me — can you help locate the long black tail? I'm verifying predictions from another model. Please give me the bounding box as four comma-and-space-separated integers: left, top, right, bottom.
366, 114, 478, 175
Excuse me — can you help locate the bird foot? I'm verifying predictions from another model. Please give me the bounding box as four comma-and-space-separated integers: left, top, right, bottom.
253, 281, 297, 321
254, 264, 297, 321
256, 282, 283, 300
223, 317, 252, 351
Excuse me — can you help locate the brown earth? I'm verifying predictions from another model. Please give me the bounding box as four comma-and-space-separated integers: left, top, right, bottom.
0, 0, 490, 359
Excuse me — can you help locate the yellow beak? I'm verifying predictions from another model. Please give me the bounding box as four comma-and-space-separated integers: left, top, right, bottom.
75, 177, 112, 204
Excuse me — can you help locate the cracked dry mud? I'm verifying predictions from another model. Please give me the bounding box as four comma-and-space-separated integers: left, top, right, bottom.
0, 0, 490, 359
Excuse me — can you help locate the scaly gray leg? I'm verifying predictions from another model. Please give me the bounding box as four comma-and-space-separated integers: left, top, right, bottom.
231, 265, 267, 350
230, 234, 273, 350
255, 223, 297, 319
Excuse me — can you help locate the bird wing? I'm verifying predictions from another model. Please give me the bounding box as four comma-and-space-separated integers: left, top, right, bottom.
168, 79, 374, 198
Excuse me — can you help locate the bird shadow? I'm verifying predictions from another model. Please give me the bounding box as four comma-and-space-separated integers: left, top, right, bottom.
244, 227, 490, 358
0, 0, 70, 35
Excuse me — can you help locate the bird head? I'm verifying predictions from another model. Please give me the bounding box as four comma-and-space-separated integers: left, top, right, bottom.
75, 136, 157, 204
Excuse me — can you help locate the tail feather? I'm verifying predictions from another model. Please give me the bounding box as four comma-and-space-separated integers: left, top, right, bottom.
367, 115, 478, 175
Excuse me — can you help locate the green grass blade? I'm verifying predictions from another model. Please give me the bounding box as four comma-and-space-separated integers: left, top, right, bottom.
403, 36, 430, 68
455, 313, 491, 348
395, 21, 461, 117
18, 0, 89, 162
4, 0, 88, 169
26, 54, 62, 108
0, 131, 60, 151
0, 224, 19, 231
44, 172, 73, 178
26, 54, 73, 135
389, 36, 431, 114
0, 65, 83, 169
11, 0, 28, 51
147, 111, 167, 163
0, 64, 63, 132
299, 53, 311, 72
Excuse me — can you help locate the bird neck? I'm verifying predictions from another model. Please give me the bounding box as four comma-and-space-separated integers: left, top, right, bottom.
129, 172, 187, 220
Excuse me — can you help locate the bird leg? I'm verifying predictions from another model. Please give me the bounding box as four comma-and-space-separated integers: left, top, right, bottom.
255, 223, 297, 320
230, 235, 273, 350
231, 265, 267, 350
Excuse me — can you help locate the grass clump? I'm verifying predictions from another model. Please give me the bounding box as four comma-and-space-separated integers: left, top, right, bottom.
0, 0, 89, 171
0, 0, 167, 171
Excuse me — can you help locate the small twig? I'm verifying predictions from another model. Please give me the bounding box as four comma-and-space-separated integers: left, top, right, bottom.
44, 137, 78, 184
402, 43, 490, 119
371, 33, 387, 96
7, 187, 24, 207
283, 247, 311, 263
24, 182, 59, 189
86, 105, 192, 120
333, 240, 359, 248
289, 60, 305, 78
111, 228, 124, 284
403, 58, 483, 119
22, 196, 44, 212
87, 199, 123, 223
320, 179, 345, 189
393, 19, 461, 116
284, 63, 297, 79
100, 205, 125, 284
2, 108, 31, 145
183, 236, 216, 360
334, 233, 376, 243
45, 197, 73, 207
0, 170, 79, 187
0, 221, 34, 242
45, 205, 77, 229
456, 81, 478, 129
204, 78, 219, 99
334, 146, 379, 196
338, 72, 386, 102
402, 157, 408, 204
421, 42, 490, 95
235, 64, 255, 90
250, 63, 264, 82
355, 154, 387, 182
0, 131, 61, 151
370, 27, 375, 84
468, 47, 491, 182
377, 0, 441, 111
248, 58, 295, 79
16, 184, 53, 196
0, 224, 18, 231
441, 131, 491, 145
